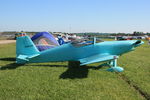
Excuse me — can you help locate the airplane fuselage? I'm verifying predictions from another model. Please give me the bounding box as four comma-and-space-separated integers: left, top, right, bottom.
29, 40, 142, 63
16, 33, 144, 72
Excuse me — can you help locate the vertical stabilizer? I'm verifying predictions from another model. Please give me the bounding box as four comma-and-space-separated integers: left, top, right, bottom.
16, 33, 39, 63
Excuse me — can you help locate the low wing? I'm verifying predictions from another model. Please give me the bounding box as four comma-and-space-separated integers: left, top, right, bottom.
79, 54, 118, 66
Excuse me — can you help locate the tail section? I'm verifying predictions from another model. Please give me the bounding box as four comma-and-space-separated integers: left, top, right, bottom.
16, 33, 40, 64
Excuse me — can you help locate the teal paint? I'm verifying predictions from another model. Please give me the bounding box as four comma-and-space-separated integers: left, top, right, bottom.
16, 33, 144, 72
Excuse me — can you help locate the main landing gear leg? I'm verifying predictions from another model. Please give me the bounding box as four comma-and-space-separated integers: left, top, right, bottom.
107, 59, 124, 72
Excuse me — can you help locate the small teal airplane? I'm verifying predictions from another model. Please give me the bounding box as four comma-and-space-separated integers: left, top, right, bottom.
16, 33, 144, 72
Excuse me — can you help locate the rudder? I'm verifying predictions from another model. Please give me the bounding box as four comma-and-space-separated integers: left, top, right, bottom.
16, 33, 39, 63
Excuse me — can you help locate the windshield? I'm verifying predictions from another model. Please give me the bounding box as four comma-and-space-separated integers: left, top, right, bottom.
71, 38, 104, 47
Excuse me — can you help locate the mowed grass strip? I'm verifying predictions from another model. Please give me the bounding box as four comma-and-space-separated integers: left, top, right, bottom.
118, 40, 150, 96
0, 43, 145, 100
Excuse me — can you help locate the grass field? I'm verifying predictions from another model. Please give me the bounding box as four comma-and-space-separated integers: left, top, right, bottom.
0, 40, 149, 100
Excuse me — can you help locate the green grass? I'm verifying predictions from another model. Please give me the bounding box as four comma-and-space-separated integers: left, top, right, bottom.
118, 40, 150, 95
0, 41, 149, 100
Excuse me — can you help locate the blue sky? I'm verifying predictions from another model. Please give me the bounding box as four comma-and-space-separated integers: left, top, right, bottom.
0, 0, 150, 33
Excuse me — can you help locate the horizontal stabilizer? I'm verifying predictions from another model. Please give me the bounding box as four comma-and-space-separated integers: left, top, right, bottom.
79, 54, 118, 65
16, 54, 40, 64
17, 55, 28, 61
16, 55, 28, 64
27, 54, 40, 59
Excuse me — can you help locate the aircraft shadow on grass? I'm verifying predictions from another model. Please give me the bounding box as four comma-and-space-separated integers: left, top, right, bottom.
0, 63, 24, 70
59, 65, 89, 79
0, 57, 16, 61
29, 64, 99, 79
0, 58, 103, 79
0, 57, 24, 70
27, 64, 104, 79
26, 64, 92, 79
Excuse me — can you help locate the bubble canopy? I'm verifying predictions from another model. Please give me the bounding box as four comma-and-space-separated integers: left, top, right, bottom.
31, 32, 59, 51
